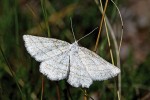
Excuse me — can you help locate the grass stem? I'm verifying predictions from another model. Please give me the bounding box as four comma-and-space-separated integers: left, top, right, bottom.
0, 46, 24, 99
40, 76, 44, 100
94, 0, 123, 99
94, 0, 109, 52
40, 0, 51, 37
14, 0, 19, 44
56, 82, 61, 100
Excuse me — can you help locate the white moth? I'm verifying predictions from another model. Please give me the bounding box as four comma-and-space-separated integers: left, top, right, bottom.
23, 33, 120, 88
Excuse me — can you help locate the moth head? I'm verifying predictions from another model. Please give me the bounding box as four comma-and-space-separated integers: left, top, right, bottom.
69, 41, 79, 52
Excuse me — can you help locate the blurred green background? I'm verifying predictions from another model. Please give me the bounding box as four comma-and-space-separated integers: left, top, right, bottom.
0, 0, 150, 100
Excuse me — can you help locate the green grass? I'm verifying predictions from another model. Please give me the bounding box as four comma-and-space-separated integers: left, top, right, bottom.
0, 0, 150, 100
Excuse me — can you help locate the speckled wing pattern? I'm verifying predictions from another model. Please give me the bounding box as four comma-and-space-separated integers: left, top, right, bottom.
78, 47, 120, 81
23, 35, 70, 80
23, 35, 120, 88
67, 48, 93, 88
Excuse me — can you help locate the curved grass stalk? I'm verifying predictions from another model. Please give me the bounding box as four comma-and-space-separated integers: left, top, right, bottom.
110, 0, 124, 53
110, 1, 124, 99
94, 0, 124, 100
98, 0, 117, 99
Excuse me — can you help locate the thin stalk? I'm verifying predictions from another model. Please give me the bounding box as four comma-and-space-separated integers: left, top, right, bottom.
94, 0, 109, 52
40, 76, 44, 100
0, 82, 2, 98
80, 88, 94, 100
117, 91, 121, 100
110, 0, 124, 53
26, 4, 40, 22
102, 18, 115, 65
26, 4, 44, 33
99, 0, 117, 99
56, 82, 61, 100
84, 89, 87, 100
14, 0, 19, 44
111, 0, 118, 21
94, 0, 123, 99
26, 3, 46, 100
66, 82, 73, 100
0, 46, 24, 99
110, 0, 124, 98
40, 0, 50, 37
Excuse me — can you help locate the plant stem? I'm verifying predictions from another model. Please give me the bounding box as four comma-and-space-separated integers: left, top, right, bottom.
14, 0, 19, 45
66, 82, 73, 100
40, 76, 44, 100
0, 47, 24, 99
41, 0, 50, 37
84, 89, 87, 100
94, 0, 123, 99
56, 82, 61, 100
94, 0, 109, 52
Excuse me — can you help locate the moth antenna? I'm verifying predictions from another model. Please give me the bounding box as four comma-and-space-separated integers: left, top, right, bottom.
77, 27, 98, 42
70, 18, 76, 41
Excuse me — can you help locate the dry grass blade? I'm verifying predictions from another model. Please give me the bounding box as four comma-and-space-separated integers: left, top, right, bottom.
94, 0, 109, 52
99, 0, 115, 65
26, 4, 40, 21
94, 0, 123, 99
84, 89, 87, 100
80, 88, 94, 100
94, 0, 120, 73
141, 92, 150, 100
99, 0, 118, 99
110, 1, 124, 99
